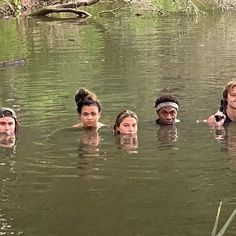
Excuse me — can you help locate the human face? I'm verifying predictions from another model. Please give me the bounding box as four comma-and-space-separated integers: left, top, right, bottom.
227, 86, 236, 109
80, 105, 101, 128
0, 117, 15, 135
157, 106, 177, 125
117, 116, 138, 134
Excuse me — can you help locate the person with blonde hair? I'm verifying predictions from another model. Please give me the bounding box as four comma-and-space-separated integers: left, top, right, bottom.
113, 110, 138, 135
207, 80, 236, 126
73, 88, 105, 129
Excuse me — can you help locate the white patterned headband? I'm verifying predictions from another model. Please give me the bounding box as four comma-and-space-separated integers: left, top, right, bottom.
155, 102, 179, 112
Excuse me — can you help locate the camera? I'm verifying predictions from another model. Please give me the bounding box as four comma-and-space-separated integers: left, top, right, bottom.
214, 114, 224, 122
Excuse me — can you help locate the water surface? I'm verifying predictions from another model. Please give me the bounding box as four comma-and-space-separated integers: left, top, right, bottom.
1, 12, 236, 236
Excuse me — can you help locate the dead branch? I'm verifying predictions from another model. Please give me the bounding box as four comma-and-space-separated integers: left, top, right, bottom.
30, 0, 100, 17
98, 0, 131, 17
0, 59, 27, 67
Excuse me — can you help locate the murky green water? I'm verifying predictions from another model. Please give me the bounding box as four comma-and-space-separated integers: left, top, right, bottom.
1, 12, 236, 236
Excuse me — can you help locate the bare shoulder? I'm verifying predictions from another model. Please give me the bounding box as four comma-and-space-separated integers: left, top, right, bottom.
98, 122, 108, 129
72, 123, 83, 128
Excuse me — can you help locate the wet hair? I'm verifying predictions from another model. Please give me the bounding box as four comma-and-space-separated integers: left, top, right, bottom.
223, 80, 236, 99
0, 107, 19, 133
113, 110, 138, 135
75, 88, 101, 114
155, 94, 179, 109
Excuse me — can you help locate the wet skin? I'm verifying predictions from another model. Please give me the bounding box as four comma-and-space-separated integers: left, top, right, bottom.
157, 106, 177, 125
117, 116, 138, 134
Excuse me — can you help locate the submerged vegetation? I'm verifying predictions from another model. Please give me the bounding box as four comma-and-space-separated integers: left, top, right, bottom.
0, 0, 236, 18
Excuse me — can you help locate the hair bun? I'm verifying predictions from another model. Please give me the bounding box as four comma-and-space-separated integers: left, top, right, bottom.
75, 88, 97, 105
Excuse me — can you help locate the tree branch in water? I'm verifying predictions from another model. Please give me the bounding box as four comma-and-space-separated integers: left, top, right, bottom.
30, 0, 100, 17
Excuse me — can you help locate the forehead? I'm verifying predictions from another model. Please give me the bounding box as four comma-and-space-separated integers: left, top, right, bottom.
229, 86, 236, 94
121, 116, 137, 124
0, 117, 15, 122
159, 106, 177, 113
81, 105, 99, 113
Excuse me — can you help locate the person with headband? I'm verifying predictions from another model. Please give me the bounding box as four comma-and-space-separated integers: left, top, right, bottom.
207, 80, 236, 126
155, 95, 180, 125
73, 88, 105, 129
0, 107, 19, 148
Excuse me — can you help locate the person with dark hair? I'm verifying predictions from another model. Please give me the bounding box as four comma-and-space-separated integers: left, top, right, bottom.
73, 88, 105, 129
113, 110, 138, 135
0, 108, 19, 134
155, 95, 179, 125
207, 80, 236, 126
0, 107, 19, 148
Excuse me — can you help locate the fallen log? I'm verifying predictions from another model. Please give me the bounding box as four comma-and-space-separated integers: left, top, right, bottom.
30, 6, 91, 17
0, 59, 27, 67
30, 0, 100, 17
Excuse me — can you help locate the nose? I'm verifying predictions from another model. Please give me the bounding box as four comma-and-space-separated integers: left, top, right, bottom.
129, 126, 135, 133
166, 113, 172, 120
5, 124, 10, 130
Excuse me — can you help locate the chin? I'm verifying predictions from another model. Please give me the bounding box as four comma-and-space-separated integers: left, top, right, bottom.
162, 121, 174, 125
84, 125, 96, 129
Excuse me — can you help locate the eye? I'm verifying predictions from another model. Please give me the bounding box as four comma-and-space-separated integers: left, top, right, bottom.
91, 112, 97, 116
0, 122, 5, 125
82, 112, 89, 116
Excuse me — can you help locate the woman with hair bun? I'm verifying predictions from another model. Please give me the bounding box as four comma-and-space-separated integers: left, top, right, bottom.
73, 88, 105, 129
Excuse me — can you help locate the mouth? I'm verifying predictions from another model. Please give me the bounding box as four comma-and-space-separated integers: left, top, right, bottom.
163, 121, 174, 125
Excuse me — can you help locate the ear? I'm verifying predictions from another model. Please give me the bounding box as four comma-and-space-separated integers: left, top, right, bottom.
116, 126, 120, 134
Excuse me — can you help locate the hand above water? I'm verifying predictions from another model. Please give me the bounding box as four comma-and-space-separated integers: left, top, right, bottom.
207, 111, 226, 127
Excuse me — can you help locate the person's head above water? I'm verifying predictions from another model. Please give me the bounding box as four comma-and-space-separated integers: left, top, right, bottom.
207, 80, 236, 126
113, 110, 138, 135
74, 88, 103, 129
155, 94, 179, 125
222, 80, 236, 100
0, 107, 19, 135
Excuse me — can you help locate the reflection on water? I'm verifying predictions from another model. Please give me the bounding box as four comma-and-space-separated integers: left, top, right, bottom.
157, 124, 178, 145
48, 127, 103, 158
217, 124, 236, 169
2, 12, 236, 236
0, 133, 16, 149
0, 142, 16, 235
115, 134, 139, 154
78, 128, 101, 157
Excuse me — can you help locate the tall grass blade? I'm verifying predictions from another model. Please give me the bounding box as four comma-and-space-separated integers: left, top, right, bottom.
211, 200, 223, 236
216, 208, 236, 236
